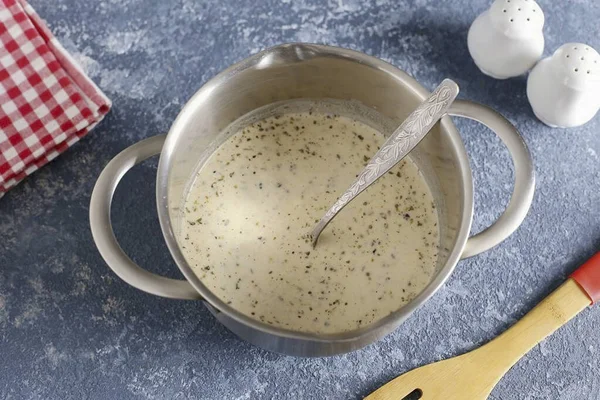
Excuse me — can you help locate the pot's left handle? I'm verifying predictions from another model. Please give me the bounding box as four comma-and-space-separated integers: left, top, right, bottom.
90, 135, 201, 300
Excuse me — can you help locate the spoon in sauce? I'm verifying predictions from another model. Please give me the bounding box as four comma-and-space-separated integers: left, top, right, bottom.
311, 79, 460, 247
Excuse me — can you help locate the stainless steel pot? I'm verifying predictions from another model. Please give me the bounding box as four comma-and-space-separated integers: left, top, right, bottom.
90, 43, 535, 357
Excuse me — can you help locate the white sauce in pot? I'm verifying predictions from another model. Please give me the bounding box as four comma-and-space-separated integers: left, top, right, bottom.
180, 104, 439, 334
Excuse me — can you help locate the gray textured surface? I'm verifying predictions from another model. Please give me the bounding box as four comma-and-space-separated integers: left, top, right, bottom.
1, 0, 599, 398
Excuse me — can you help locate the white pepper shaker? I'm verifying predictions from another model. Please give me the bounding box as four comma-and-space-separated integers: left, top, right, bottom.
527, 43, 600, 128
468, 0, 544, 79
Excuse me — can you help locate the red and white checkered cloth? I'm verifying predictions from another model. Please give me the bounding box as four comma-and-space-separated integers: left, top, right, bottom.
0, 0, 111, 195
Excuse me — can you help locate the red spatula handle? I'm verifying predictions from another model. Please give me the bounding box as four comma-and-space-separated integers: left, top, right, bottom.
570, 252, 600, 304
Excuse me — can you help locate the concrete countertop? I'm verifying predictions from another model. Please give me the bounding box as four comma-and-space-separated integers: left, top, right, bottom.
1, 0, 599, 398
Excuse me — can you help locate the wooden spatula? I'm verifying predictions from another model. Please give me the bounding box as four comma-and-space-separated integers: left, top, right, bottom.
366, 252, 600, 400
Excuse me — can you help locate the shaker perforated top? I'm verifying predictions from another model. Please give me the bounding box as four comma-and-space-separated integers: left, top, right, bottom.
551, 43, 600, 90
489, 0, 544, 38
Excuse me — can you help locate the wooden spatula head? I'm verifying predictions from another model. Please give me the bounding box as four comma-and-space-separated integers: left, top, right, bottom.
366, 276, 594, 400
365, 352, 497, 400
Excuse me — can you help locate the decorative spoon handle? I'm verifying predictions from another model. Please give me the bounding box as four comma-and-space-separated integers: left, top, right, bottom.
311, 79, 460, 246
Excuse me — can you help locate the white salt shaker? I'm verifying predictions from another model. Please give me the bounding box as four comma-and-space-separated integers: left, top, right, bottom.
527, 43, 600, 128
468, 0, 544, 79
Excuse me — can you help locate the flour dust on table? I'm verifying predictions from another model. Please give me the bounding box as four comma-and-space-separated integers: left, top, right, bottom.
180, 101, 439, 334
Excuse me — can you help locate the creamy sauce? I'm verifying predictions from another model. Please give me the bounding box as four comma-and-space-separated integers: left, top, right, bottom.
180, 106, 439, 334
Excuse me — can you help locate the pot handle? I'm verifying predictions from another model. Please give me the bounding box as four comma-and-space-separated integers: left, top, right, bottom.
89, 135, 201, 300
448, 100, 535, 259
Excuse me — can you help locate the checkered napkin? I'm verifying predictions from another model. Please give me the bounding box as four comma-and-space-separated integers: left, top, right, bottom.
0, 0, 111, 195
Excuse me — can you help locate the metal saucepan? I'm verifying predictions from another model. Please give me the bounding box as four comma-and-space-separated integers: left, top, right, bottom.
90, 43, 535, 357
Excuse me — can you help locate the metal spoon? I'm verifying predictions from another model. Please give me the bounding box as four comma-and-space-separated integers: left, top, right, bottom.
311, 79, 460, 247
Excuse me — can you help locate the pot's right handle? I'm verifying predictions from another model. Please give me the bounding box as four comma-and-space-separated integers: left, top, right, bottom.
90, 135, 201, 300
448, 100, 535, 259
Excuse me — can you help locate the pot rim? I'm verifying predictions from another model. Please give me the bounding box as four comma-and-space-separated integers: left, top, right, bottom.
156, 43, 473, 343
